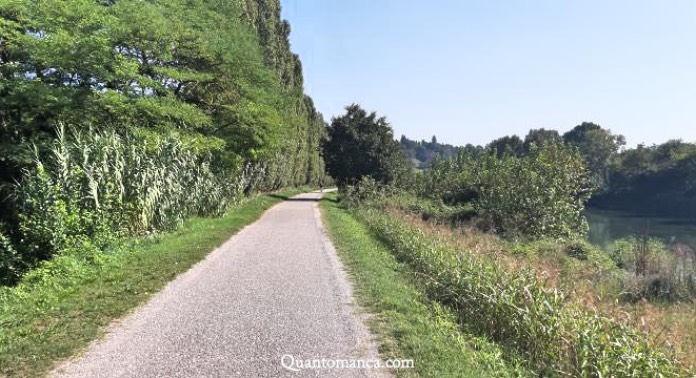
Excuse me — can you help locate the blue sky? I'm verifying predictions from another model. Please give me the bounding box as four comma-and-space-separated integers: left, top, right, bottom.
280, 1, 695, 147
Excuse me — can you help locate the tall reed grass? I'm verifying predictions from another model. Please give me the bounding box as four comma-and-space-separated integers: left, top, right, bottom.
610, 237, 696, 302
355, 207, 683, 377
0, 126, 243, 283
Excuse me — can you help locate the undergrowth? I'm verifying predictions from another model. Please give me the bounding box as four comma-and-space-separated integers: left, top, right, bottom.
351, 205, 685, 376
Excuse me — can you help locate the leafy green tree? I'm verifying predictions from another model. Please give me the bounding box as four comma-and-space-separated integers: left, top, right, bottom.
562, 122, 625, 190
421, 138, 593, 238
424, 149, 479, 204
523, 128, 562, 153
0, 0, 327, 198
0, 0, 329, 280
322, 104, 406, 187
399, 134, 461, 168
476, 143, 593, 239
487, 135, 524, 158
596, 140, 696, 216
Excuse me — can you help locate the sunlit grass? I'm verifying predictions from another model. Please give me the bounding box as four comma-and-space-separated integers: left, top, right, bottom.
320, 193, 533, 378
339, 195, 685, 377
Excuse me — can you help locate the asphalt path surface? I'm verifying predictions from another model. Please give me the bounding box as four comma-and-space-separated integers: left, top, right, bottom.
52, 191, 387, 378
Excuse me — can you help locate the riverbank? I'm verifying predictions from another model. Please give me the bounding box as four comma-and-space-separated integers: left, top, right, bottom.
337, 191, 694, 374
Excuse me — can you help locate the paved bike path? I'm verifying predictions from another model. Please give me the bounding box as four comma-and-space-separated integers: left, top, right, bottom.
52, 192, 386, 378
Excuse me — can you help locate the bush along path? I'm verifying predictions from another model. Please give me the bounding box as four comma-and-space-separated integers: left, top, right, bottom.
0, 189, 307, 378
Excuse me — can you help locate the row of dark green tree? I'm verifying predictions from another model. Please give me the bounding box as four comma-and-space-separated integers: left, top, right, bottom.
403, 121, 696, 218
0, 0, 327, 283
322, 106, 592, 238
477, 124, 696, 217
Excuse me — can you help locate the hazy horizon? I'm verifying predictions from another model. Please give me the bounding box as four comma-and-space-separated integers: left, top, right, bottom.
281, 0, 696, 148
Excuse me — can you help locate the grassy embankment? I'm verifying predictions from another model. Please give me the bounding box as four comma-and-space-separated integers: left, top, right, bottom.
0, 189, 306, 378
322, 193, 689, 377
320, 193, 534, 378
382, 193, 696, 372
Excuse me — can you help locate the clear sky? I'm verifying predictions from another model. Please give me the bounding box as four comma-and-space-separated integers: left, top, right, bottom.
280, 0, 695, 147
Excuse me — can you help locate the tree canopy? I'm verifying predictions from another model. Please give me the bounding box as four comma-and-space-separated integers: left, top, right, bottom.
401, 120, 694, 218
487, 135, 524, 158
523, 128, 563, 152
0, 0, 329, 280
562, 122, 626, 189
323, 104, 406, 187
0, 0, 327, 216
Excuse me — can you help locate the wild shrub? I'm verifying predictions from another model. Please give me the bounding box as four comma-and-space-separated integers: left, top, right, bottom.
356, 208, 682, 377
475, 143, 593, 239
0, 226, 22, 281
241, 162, 268, 194
341, 176, 392, 206
418, 143, 592, 239
612, 237, 696, 301
421, 150, 478, 205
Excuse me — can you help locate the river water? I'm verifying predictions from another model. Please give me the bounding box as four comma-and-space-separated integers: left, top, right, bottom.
586, 208, 696, 252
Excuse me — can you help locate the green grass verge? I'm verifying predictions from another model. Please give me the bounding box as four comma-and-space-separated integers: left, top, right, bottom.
320, 194, 533, 378
0, 189, 306, 378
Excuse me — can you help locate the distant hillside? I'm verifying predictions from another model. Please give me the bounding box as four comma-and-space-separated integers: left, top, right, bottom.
400, 135, 481, 169
400, 135, 457, 168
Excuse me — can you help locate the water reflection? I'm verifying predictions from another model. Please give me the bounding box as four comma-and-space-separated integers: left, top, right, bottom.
586, 208, 696, 252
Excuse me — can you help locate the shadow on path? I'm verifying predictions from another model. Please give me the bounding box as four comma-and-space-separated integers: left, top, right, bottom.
267, 193, 338, 203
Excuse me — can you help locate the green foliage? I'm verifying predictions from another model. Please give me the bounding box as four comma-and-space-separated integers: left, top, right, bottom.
487, 135, 524, 158
610, 237, 696, 301
321, 195, 534, 378
238, 1, 328, 189
403, 120, 695, 218
509, 237, 614, 268
3, 126, 243, 284
422, 149, 480, 205
596, 139, 696, 216
479, 123, 625, 192
0, 190, 302, 377
0, 0, 327, 283
563, 122, 626, 190
354, 207, 683, 377
522, 128, 562, 153
476, 143, 593, 239
380, 192, 477, 226
0, 0, 327, 225
0, 224, 22, 280
420, 142, 593, 239
339, 175, 403, 208
322, 104, 407, 188
399, 134, 473, 169
610, 237, 664, 271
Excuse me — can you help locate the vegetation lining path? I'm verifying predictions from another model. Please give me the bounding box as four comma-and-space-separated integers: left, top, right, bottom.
0, 190, 302, 378
320, 194, 533, 378
50, 191, 384, 377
